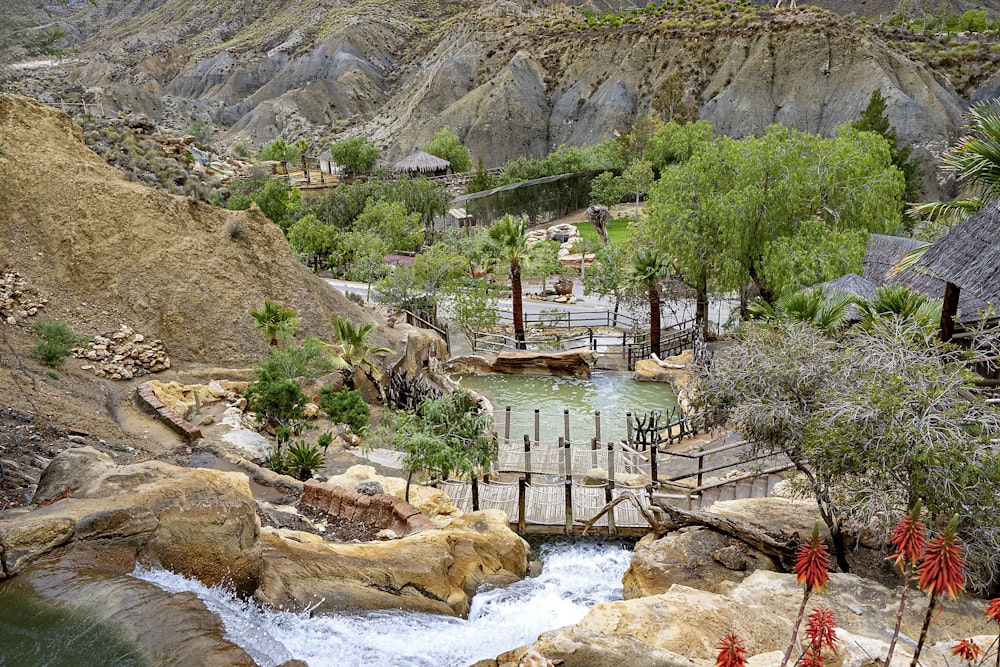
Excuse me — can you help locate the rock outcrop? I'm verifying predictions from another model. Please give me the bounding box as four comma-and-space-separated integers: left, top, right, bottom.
256, 509, 530, 617
488, 349, 597, 378
0, 269, 47, 326
0, 447, 262, 594
73, 324, 171, 379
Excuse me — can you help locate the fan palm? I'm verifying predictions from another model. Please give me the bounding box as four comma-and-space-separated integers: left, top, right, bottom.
747, 286, 853, 336
481, 214, 530, 349
250, 300, 299, 348
855, 285, 942, 332
907, 101, 1000, 250
633, 249, 668, 357
330, 316, 393, 371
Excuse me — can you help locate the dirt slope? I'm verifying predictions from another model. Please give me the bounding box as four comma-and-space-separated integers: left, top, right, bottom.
0, 95, 384, 366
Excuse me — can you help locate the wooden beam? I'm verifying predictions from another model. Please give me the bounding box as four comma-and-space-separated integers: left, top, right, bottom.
940, 281, 960, 342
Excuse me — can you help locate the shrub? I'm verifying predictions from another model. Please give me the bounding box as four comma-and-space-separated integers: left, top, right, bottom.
31, 320, 85, 368
244, 378, 308, 432
318, 386, 370, 435
286, 440, 326, 481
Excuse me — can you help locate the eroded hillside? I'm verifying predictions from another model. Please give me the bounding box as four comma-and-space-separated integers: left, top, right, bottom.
0, 95, 383, 366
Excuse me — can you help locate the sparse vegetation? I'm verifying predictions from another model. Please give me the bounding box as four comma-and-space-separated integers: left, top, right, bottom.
30, 319, 85, 368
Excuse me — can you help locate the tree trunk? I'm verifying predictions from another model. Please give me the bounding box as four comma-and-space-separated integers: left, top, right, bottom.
512, 258, 526, 349
695, 288, 709, 340
649, 279, 661, 358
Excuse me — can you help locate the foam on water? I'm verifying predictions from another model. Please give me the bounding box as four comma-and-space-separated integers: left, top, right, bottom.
134, 539, 632, 667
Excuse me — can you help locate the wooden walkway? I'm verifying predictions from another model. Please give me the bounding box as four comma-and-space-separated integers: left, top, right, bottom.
440, 411, 793, 537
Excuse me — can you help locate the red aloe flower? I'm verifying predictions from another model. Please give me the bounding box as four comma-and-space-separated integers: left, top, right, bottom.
887, 502, 926, 570
952, 638, 984, 663
805, 606, 838, 652
986, 597, 1000, 624
916, 516, 967, 600
716, 633, 748, 667
795, 523, 831, 594
799, 644, 826, 667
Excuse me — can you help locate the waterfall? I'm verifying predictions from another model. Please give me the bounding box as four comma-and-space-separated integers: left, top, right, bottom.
135, 539, 633, 667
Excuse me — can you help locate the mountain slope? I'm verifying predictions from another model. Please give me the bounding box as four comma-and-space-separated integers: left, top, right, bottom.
0, 95, 383, 366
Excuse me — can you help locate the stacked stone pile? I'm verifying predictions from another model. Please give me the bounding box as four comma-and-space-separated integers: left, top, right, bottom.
73, 325, 171, 379
1, 269, 47, 325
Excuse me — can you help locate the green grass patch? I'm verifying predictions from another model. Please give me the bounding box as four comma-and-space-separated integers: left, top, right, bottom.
573, 217, 633, 246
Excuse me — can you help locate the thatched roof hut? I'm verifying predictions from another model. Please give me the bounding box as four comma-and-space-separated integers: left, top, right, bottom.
819, 272, 878, 322
862, 233, 986, 322
916, 202, 1000, 309
393, 151, 450, 176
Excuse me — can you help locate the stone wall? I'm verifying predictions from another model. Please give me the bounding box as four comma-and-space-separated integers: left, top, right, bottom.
135, 382, 203, 441
299, 480, 436, 536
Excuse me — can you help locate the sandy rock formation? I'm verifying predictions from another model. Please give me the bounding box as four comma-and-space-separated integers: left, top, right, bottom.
257, 509, 530, 617
516, 570, 994, 667
326, 465, 461, 523
490, 349, 596, 378
0, 447, 262, 594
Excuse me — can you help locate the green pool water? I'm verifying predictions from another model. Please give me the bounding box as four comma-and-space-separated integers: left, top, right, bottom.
456, 370, 677, 446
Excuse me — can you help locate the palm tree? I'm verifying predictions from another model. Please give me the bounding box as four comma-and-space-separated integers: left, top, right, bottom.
747, 286, 853, 336
633, 249, 668, 358
854, 285, 942, 333
249, 300, 299, 348
330, 316, 393, 375
481, 214, 530, 349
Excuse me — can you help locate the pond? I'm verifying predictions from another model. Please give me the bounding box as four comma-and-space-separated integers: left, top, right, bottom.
456, 370, 677, 445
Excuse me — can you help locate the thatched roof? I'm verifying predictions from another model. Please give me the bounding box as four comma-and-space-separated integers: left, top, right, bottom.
862, 233, 987, 322
916, 201, 1000, 311
393, 151, 450, 174
821, 272, 879, 301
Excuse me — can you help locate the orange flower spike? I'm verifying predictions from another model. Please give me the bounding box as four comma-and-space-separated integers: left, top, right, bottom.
795, 523, 831, 594
986, 597, 1000, 624
716, 633, 749, 667
952, 638, 984, 664
799, 645, 826, 667
916, 515, 967, 600
887, 501, 926, 570
804, 606, 838, 652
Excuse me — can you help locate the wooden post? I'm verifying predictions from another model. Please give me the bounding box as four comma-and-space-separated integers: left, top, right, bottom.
534, 409, 540, 447
471, 477, 480, 511
504, 406, 511, 442
523, 434, 532, 485
696, 450, 704, 488
594, 410, 601, 444
563, 409, 570, 446
650, 439, 658, 483
563, 437, 573, 534
518, 477, 527, 534
606, 442, 617, 536
301, 154, 310, 185
626, 411, 633, 446
940, 281, 960, 342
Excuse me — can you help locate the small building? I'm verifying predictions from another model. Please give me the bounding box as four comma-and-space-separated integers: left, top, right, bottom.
318, 150, 336, 175
393, 151, 450, 177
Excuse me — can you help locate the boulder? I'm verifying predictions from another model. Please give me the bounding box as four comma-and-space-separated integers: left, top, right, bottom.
705, 497, 830, 542
326, 465, 460, 522
0, 447, 262, 595
622, 528, 778, 599
256, 509, 530, 617
522, 570, 993, 667
490, 349, 596, 378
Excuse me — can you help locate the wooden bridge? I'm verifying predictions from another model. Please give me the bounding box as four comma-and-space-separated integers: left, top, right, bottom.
439, 409, 793, 537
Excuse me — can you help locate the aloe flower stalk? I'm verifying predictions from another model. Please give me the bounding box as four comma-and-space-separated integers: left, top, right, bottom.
884, 502, 927, 667
985, 597, 1000, 667
952, 638, 984, 664
715, 633, 749, 667
910, 515, 967, 667
780, 523, 830, 667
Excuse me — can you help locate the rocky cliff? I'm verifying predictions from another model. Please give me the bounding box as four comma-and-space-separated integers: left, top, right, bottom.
7, 0, 981, 188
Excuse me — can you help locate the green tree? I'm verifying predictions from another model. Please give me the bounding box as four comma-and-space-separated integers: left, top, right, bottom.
650, 72, 699, 124
589, 171, 628, 208
288, 213, 339, 257
31, 319, 86, 368
699, 319, 1000, 584
250, 301, 300, 348
258, 139, 302, 163
354, 198, 424, 253
443, 279, 501, 341
851, 89, 924, 219
255, 336, 344, 382
525, 240, 563, 293
583, 242, 643, 328
621, 159, 654, 221
252, 178, 300, 233
645, 124, 904, 333
329, 316, 393, 381
540, 144, 587, 175
381, 389, 497, 500
245, 378, 309, 438
423, 127, 472, 173
318, 386, 370, 435
617, 114, 660, 164
467, 156, 497, 194
329, 137, 380, 178
481, 214, 530, 348
646, 119, 715, 171
633, 249, 668, 358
